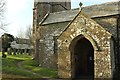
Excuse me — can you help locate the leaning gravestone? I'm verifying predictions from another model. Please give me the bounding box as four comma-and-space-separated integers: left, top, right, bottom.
7, 48, 12, 55
2, 49, 7, 58
13, 48, 16, 55
28, 49, 31, 55
17, 49, 20, 54
20, 49, 23, 54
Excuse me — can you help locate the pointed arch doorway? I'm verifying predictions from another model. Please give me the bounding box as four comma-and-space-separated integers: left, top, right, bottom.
70, 35, 94, 79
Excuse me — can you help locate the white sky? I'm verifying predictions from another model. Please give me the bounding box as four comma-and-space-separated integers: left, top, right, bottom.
2, 0, 118, 38
4, 0, 34, 38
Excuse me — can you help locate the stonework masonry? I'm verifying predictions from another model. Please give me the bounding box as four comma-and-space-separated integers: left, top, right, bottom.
32, 1, 120, 79
58, 12, 112, 78
39, 22, 69, 68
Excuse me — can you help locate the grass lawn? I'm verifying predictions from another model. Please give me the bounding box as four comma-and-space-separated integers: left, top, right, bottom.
1, 52, 58, 79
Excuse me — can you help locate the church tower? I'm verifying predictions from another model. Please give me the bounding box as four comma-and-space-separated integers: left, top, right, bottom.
32, 0, 71, 60
33, 0, 71, 26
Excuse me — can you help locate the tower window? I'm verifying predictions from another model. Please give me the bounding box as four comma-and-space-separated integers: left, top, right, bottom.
53, 36, 58, 54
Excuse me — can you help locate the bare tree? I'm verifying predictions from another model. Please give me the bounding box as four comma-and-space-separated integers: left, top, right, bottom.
17, 27, 26, 38
0, 0, 7, 58
17, 25, 32, 40
25, 25, 32, 44
17, 25, 32, 43
0, 0, 6, 31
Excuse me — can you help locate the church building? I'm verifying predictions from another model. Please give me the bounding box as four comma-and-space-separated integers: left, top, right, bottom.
32, 0, 120, 79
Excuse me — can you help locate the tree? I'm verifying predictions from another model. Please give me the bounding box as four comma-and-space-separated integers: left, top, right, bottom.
1, 33, 14, 58
17, 27, 26, 38
0, 0, 6, 31
25, 25, 32, 44
17, 25, 32, 40
1, 33, 14, 51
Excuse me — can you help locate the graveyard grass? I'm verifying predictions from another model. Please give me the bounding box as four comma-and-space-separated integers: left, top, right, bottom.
0, 52, 58, 79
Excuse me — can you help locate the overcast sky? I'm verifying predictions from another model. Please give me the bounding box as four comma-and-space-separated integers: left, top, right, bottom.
2, 0, 117, 38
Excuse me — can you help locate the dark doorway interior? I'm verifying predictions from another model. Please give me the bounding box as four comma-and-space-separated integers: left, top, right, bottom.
73, 37, 94, 79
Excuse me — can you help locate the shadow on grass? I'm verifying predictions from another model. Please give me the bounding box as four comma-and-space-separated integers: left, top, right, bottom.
2, 54, 58, 79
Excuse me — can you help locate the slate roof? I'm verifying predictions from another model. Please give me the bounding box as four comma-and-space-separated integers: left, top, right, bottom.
15, 38, 30, 44
41, 1, 119, 25
11, 44, 32, 49
10, 41, 32, 49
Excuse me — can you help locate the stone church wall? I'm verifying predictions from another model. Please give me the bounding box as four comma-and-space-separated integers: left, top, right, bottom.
38, 22, 69, 68
94, 15, 120, 53
93, 15, 117, 38
58, 13, 112, 78
93, 16, 119, 72
37, 15, 118, 71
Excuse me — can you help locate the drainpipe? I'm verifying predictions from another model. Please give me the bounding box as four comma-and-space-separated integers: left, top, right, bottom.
116, 14, 120, 79
118, 2, 120, 79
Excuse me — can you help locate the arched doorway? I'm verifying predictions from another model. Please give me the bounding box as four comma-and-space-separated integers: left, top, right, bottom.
70, 36, 94, 79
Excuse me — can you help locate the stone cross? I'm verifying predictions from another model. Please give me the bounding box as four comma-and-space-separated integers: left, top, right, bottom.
79, 2, 83, 11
